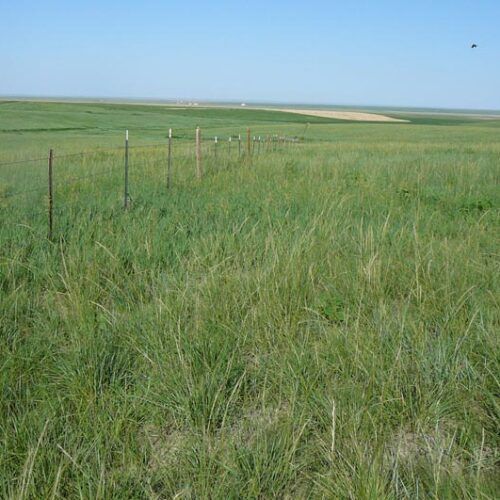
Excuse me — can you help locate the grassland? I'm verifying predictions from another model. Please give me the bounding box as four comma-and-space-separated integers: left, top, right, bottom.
0, 101, 499, 498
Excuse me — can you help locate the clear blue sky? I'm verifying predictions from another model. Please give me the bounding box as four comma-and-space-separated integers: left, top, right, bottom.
1, 0, 499, 109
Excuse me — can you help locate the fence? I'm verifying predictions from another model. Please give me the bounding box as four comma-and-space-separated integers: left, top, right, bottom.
0, 128, 300, 240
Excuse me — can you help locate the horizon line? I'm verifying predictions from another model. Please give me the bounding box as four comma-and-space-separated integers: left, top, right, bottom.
1, 94, 500, 114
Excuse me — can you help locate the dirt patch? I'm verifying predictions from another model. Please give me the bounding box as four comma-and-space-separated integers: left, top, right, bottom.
276, 109, 409, 123
143, 424, 188, 470
384, 426, 500, 474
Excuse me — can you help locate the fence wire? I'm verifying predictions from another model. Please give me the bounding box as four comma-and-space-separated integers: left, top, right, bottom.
1, 130, 302, 239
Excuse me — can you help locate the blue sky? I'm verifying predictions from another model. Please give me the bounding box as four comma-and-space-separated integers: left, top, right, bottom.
1, 0, 499, 109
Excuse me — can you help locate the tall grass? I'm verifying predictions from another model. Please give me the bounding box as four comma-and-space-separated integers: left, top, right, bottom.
0, 103, 499, 498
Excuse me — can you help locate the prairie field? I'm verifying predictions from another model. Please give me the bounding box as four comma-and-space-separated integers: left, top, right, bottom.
0, 101, 499, 498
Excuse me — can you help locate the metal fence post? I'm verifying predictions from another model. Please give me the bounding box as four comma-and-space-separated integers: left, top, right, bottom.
124, 130, 129, 209
167, 128, 172, 189
48, 149, 54, 239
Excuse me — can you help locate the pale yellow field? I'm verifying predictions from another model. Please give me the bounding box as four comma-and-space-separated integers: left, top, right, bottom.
275, 108, 409, 122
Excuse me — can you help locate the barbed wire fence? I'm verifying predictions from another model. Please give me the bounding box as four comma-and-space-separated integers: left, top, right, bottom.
0, 127, 301, 240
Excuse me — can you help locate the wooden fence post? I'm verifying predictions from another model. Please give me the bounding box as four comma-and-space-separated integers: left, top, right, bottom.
247, 128, 251, 157
214, 136, 218, 159
238, 134, 242, 157
196, 126, 202, 179
48, 148, 54, 239
167, 128, 172, 188
124, 130, 129, 209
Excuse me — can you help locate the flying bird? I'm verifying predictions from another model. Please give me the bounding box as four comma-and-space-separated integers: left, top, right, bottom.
471, 44, 477, 48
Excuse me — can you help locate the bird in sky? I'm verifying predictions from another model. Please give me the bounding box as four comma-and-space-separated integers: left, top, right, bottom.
471, 43, 478, 48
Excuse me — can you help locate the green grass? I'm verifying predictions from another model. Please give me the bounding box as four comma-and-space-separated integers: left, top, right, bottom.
0, 101, 499, 498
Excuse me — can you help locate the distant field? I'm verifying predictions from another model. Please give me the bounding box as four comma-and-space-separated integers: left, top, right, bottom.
271, 108, 409, 122
0, 101, 499, 497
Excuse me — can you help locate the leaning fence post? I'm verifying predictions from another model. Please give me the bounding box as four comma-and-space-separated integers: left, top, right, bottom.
167, 128, 172, 188
196, 126, 202, 179
124, 130, 129, 209
48, 148, 54, 239
238, 134, 242, 157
